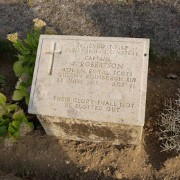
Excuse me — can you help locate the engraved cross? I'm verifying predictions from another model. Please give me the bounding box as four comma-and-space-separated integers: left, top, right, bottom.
45, 42, 61, 75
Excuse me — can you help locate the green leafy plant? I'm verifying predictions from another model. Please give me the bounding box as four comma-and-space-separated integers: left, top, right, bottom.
7, 18, 46, 105
12, 30, 40, 104
0, 93, 33, 139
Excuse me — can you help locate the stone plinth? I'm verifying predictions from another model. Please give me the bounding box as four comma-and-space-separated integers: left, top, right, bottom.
38, 115, 143, 145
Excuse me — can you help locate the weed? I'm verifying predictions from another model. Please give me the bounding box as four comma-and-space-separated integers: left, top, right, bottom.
27, 0, 34, 7
7, 19, 46, 105
158, 89, 180, 152
0, 93, 33, 139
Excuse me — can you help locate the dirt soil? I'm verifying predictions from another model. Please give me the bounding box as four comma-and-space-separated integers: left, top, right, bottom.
0, 0, 180, 180
0, 51, 180, 179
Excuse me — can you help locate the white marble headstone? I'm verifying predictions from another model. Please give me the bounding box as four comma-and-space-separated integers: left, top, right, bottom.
29, 35, 149, 127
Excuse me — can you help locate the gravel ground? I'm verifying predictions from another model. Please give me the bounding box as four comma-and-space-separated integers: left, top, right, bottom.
0, 0, 180, 57
0, 0, 34, 38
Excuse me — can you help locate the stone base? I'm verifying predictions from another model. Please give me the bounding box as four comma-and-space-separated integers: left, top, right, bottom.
37, 115, 143, 145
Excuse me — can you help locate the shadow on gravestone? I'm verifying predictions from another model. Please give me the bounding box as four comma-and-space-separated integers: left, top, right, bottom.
85, 2, 180, 57
0, 2, 36, 39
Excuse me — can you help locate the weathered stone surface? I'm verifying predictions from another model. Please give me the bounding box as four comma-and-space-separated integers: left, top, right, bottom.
29, 35, 149, 145
29, 35, 149, 125
37, 115, 143, 145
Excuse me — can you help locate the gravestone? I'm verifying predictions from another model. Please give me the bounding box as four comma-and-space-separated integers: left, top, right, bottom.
28, 35, 149, 145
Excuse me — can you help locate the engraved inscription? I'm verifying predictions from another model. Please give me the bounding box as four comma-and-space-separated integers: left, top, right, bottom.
29, 36, 149, 126
45, 42, 61, 75
53, 96, 134, 113
54, 40, 141, 92
56, 55, 137, 91
53, 40, 141, 117
65, 42, 139, 56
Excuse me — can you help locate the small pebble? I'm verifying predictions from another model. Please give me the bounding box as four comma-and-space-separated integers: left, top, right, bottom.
114, 170, 123, 179
65, 160, 70, 164
166, 73, 178, 79
83, 168, 89, 173
4, 138, 14, 148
